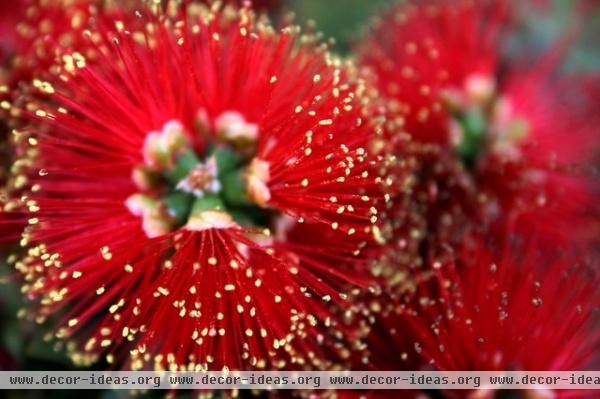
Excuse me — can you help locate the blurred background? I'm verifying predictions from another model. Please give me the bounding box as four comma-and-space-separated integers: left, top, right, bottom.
0, 0, 599, 398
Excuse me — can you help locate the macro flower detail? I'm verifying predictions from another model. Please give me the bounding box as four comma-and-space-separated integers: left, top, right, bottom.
14, 2, 392, 371
0, 0, 598, 395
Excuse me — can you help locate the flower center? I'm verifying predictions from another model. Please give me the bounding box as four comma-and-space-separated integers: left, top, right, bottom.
126, 114, 272, 238
445, 74, 530, 168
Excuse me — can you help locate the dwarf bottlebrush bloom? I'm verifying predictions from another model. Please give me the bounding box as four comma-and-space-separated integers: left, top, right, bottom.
358, 0, 600, 257
384, 230, 599, 398
358, 0, 508, 146
13, 1, 392, 371
355, 0, 509, 280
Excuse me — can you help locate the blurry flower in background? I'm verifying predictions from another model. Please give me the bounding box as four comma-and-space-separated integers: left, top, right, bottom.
359, 1, 508, 147
353, 4, 600, 393
356, 1, 511, 281
357, 0, 600, 284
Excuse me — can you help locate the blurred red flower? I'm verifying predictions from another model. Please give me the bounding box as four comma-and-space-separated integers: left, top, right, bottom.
358, 0, 600, 270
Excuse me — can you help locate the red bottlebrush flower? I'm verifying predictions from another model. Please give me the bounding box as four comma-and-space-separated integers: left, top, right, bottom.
15, 2, 391, 371
358, 0, 600, 254
358, 0, 507, 146
386, 230, 599, 397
